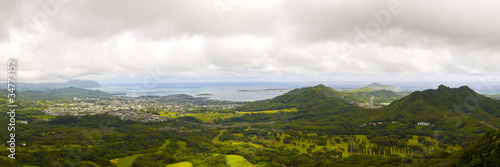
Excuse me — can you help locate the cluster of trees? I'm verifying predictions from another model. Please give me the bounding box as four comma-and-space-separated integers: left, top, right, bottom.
0, 111, 218, 166
455, 129, 500, 166
132, 137, 226, 167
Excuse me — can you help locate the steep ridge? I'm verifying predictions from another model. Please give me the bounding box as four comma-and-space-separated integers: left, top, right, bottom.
379, 85, 500, 128
237, 84, 500, 131
455, 129, 500, 166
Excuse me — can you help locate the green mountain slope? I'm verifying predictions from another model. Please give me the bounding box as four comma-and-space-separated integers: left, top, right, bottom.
455, 129, 500, 166
308, 85, 500, 139
343, 89, 403, 104
237, 84, 358, 114
237, 84, 499, 132
382, 85, 500, 127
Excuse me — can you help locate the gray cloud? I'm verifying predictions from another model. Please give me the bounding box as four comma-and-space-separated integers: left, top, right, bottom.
0, 0, 499, 83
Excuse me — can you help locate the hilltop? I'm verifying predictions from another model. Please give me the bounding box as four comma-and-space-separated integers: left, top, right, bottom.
382, 85, 500, 127
238, 84, 499, 133
236, 84, 358, 114
363, 82, 395, 90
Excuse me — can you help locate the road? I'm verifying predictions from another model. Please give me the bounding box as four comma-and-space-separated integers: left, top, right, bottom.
481, 120, 498, 130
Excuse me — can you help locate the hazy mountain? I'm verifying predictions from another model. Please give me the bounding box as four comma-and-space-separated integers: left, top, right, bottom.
363, 82, 395, 90
14, 79, 101, 91
343, 89, 403, 104
0, 87, 112, 101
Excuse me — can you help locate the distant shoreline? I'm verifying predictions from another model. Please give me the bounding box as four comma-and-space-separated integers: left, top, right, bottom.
239, 89, 292, 93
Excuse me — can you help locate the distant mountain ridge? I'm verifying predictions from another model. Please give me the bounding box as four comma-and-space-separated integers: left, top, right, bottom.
384, 85, 500, 127
0, 87, 112, 101
14, 79, 101, 91
238, 84, 500, 131
363, 82, 395, 90
330, 84, 500, 129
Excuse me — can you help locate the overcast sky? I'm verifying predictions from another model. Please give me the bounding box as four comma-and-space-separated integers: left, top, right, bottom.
1, 0, 499, 85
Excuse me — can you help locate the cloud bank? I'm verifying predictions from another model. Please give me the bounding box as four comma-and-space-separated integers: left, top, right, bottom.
0, 0, 499, 83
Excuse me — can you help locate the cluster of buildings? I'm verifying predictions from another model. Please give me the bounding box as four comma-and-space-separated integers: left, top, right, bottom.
42, 94, 243, 122
360, 122, 383, 127
359, 121, 431, 127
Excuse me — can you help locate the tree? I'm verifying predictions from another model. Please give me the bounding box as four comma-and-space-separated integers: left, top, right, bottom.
307, 148, 312, 154
417, 136, 425, 143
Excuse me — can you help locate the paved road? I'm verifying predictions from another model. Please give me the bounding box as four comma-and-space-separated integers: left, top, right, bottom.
481, 120, 498, 130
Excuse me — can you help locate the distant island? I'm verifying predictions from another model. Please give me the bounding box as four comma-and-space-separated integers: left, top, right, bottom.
239, 88, 292, 92
196, 93, 213, 96
363, 82, 395, 90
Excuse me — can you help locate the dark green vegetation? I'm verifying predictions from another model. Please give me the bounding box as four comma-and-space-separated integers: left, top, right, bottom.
236, 84, 357, 112
343, 89, 402, 104
455, 129, 500, 166
1, 84, 499, 166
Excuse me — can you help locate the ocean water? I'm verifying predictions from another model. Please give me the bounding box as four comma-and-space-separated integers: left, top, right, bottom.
94, 82, 314, 101
91, 81, 500, 102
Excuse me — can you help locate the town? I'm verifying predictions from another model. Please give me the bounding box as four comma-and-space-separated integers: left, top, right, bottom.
42, 94, 245, 122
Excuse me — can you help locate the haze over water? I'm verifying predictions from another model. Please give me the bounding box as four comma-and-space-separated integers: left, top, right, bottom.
93, 81, 500, 101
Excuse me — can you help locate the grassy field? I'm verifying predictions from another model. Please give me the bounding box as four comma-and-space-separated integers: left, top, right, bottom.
166, 161, 193, 167
405, 135, 461, 153
237, 108, 298, 115
177, 140, 187, 149
28, 115, 55, 119
231, 141, 265, 148
172, 108, 298, 123
240, 132, 353, 155
223, 130, 459, 158
159, 111, 182, 118
110, 139, 179, 167
159, 139, 172, 150
185, 112, 240, 123
110, 154, 143, 167
213, 129, 226, 144
226, 155, 253, 167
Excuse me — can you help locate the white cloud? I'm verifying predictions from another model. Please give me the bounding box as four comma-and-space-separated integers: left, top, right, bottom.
0, 0, 499, 83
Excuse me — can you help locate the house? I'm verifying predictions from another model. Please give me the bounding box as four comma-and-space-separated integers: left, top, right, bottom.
391, 121, 398, 124
16, 120, 28, 124
417, 122, 430, 126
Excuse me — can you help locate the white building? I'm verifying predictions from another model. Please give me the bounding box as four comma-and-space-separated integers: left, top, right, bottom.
417, 122, 430, 126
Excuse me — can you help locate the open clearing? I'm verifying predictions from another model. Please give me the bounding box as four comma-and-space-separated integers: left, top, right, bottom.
167, 161, 193, 167
226, 155, 253, 167
111, 154, 143, 167
237, 108, 298, 115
